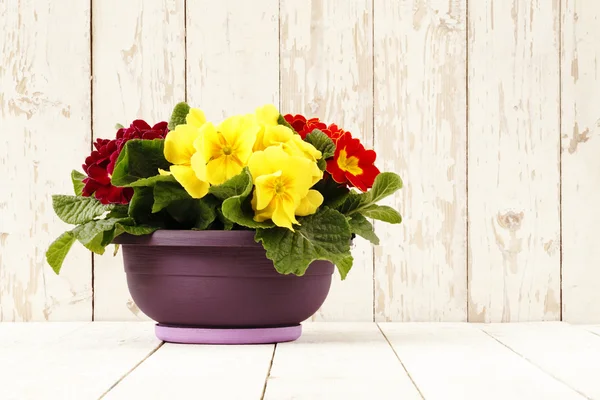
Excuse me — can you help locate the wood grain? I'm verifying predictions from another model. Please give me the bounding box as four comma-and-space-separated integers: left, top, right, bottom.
186, 0, 279, 121
280, 0, 374, 321
561, 0, 600, 323
0, 0, 92, 321
92, 0, 186, 320
379, 323, 583, 399
373, 0, 467, 322
467, 0, 561, 322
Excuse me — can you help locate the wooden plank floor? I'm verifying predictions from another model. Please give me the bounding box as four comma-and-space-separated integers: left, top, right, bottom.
1, 322, 599, 400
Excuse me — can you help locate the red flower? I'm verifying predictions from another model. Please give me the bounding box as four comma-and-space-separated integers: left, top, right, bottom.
82, 120, 169, 205
284, 114, 327, 139
326, 132, 380, 192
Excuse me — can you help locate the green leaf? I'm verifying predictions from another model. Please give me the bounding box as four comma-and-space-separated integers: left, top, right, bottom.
71, 170, 86, 196
46, 231, 77, 274
313, 175, 350, 208
116, 224, 159, 236
335, 255, 354, 280
82, 232, 107, 255
336, 172, 403, 216
305, 129, 335, 159
216, 207, 234, 230
128, 187, 156, 225
129, 174, 176, 188
254, 208, 353, 279
169, 102, 191, 130
360, 204, 402, 224
220, 168, 275, 229
72, 218, 126, 246
209, 172, 252, 201
166, 198, 217, 230
347, 213, 379, 245
110, 139, 171, 187
152, 182, 191, 213
115, 123, 124, 129
52, 195, 112, 225
113, 244, 120, 256
106, 204, 129, 219
277, 114, 296, 132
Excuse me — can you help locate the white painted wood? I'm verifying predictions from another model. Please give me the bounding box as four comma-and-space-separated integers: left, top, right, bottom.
584, 325, 600, 337
280, 0, 374, 322
379, 323, 583, 400
0, 322, 87, 349
467, 0, 561, 322
561, 0, 600, 323
92, 0, 186, 320
105, 343, 274, 399
483, 322, 600, 399
0, 322, 160, 400
186, 0, 279, 121
0, 0, 92, 321
264, 323, 421, 399
373, 0, 467, 322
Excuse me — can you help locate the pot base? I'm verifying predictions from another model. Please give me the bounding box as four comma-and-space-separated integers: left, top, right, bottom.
155, 324, 302, 345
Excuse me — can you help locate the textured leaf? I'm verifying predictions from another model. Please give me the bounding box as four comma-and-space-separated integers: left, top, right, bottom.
72, 218, 126, 246
313, 175, 350, 208
82, 232, 107, 255
360, 204, 402, 224
52, 195, 112, 225
336, 173, 403, 216
111, 139, 171, 187
347, 213, 379, 245
46, 232, 77, 274
277, 114, 296, 132
129, 174, 176, 187
209, 171, 252, 201
152, 182, 191, 213
305, 129, 335, 159
116, 224, 159, 236
128, 187, 156, 225
106, 204, 129, 219
335, 255, 354, 280
166, 198, 217, 230
216, 207, 234, 230
220, 168, 275, 229
168, 102, 191, 130
255, 208, 352, 279
71, 170, 86, 196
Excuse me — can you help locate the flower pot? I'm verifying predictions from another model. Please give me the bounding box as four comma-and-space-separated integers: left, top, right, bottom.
113, 230, 334, 344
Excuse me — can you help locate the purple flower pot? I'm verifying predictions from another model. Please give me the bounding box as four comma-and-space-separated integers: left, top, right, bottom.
113, 230, 334, 344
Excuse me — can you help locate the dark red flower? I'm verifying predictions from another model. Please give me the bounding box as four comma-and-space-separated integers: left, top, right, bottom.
81, 120, 169, 205
326, 132, 380, 192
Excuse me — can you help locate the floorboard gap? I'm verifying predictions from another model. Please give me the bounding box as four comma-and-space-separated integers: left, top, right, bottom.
260, 344, 277, 400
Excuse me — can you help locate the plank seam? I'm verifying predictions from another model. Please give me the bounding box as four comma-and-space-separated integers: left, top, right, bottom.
97, 341, 165, 399
371, 0, 376, 323
376, 323, 425, 399
184, 0, 187, 103
260, 344, 277, 400
278, 0, 281, 111
90, 0, 95, 322
465, 0, 470, 323
480, 328, 591, 399
558, 0, 564, 322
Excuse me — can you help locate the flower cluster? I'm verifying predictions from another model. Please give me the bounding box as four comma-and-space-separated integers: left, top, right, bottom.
82, 120, 169, 204
284, 114, 380, 192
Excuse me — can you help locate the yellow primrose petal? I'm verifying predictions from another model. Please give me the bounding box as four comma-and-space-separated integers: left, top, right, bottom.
206, 155, 244, 185
186, 108, 206, 128
254, 171, 282, 210
251, 193, 276, 222
255, 104, 280, 126
295, 189, 324, 216
248, 146, 290, 183
287, 135, 322, 162
190, 152, 207, 181
158, 168, 171, 176
272, 194, 299, 231
164, 124, 200, 165
170, 165, 209, 199
196, 122, 221, 160
262, 125, 294, 148
231, 122, 259, 164
279, 156, 316, 199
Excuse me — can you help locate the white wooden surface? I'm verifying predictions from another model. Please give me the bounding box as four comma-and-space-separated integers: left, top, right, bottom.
373, 0, 467, 322
2, 1, 600, 323
467, 0, 561, 322
92, 0, 186, 321
561, 0, 600, 323
0, 0, 92, 321
280, 0, 374, 321
2, 322, 600, 399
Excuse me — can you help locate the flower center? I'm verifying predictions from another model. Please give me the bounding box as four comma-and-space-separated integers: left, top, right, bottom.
274, 180, 285, 194
222, 146, 233, 156
337, 149, 363, 176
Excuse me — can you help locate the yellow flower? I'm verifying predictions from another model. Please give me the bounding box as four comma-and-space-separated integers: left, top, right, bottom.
253, 104, 280, 151
248, 146, 323, 230
194, 115, 259, 185
261, 124, 322, 163
163, 113, 210, 199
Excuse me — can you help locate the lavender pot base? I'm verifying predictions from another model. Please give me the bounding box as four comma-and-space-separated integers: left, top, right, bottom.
155, 323, 302, 344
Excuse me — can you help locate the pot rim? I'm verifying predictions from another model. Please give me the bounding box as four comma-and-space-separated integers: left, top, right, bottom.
113, 229, 262, 247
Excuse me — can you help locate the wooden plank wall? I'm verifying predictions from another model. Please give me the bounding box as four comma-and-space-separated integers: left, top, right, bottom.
1, 0, 599, 322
